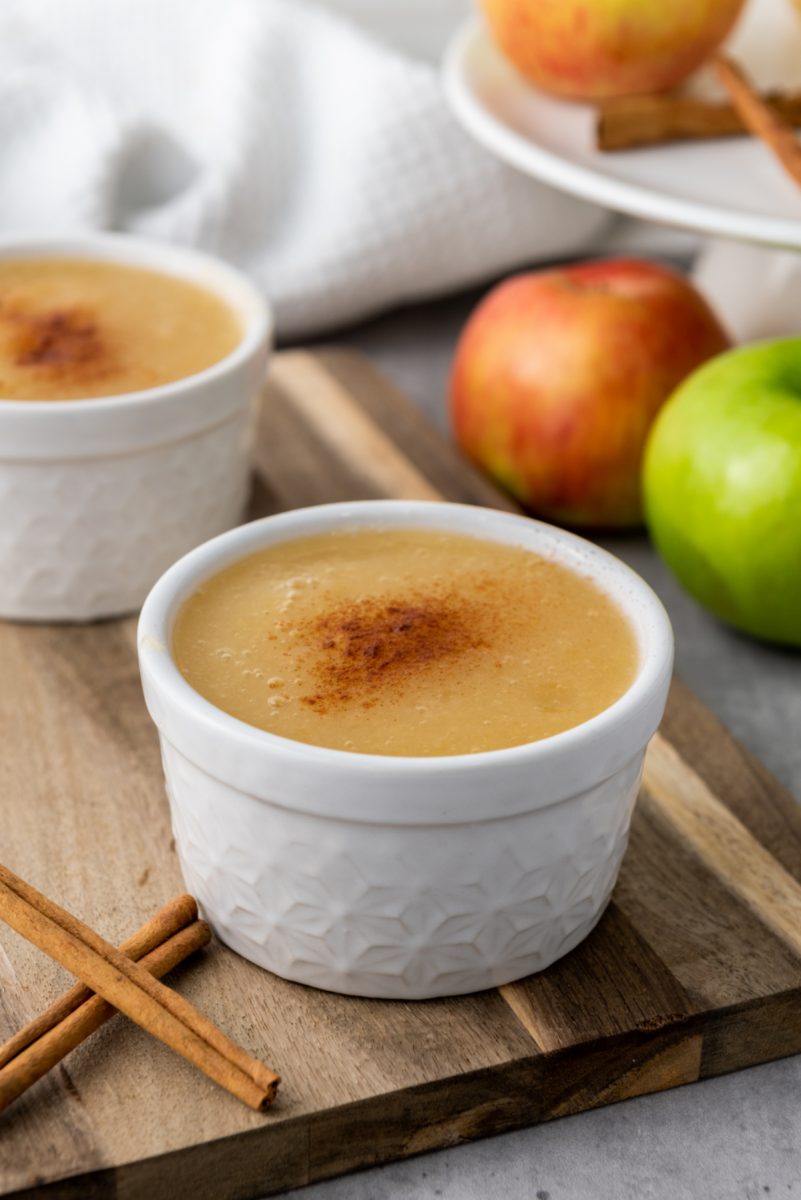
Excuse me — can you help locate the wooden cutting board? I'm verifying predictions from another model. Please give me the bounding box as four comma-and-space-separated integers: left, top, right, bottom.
4, 349, 801, 1200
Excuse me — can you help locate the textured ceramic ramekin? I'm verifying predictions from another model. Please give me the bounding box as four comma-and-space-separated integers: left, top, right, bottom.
138, 501, 673, 999
0, 234, 271, 621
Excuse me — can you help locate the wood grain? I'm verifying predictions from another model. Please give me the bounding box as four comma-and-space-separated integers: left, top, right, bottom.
2, 348, 801, 1200
501, 903, 695, 1051
645, 734, 801, 958
268, 353, 442, 502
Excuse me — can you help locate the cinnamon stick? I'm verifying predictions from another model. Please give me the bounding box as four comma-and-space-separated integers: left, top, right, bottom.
0, 919, 210, 1113
0, 864, 280, 1111
714, 54, 801, 189
0, 892, 198, 1070
597, 89, 801, 151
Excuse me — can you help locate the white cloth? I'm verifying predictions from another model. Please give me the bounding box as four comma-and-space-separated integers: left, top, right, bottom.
0, 0, 611, 338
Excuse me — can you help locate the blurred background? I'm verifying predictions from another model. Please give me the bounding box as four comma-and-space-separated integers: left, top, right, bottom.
0, 0, 695, 340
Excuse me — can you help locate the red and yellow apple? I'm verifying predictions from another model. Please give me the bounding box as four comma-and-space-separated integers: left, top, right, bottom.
449, 259, 729, 528
481, 0, 746, 99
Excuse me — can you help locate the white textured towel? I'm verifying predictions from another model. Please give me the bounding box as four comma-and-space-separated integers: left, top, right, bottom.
0, 0, 611, 337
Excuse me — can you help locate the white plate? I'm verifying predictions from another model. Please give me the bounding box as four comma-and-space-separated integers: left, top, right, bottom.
442, 0, 801, 249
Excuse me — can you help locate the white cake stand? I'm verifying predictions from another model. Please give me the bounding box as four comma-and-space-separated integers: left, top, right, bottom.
442, 0, 801, 342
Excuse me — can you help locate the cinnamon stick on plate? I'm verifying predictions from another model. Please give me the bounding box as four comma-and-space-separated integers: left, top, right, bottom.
0, 865, 280, 1112
597, 89, 801, 151
714, 54, 801, 189
0, 894, 210, 1113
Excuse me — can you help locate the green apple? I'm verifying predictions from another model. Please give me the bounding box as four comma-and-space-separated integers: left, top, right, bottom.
643, 339, 801, 647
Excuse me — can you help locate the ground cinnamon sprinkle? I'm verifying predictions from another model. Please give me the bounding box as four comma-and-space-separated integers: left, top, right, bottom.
2, 303, 110, 378
300, 591, 487, 711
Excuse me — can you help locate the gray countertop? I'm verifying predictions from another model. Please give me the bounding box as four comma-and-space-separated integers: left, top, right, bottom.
285, 286, 801, 1200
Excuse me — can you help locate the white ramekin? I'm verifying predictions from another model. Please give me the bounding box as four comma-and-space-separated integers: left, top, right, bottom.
0, 233, 271, 621
138, 501, 673, 999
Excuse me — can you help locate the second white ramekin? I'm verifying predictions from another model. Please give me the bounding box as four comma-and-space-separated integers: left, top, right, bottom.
138, 500, 673, 999
0, 234, 271, 621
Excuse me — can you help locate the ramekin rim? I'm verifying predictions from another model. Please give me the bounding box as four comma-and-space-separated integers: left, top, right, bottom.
0, 231, 272, 413
137, 500, 674, 776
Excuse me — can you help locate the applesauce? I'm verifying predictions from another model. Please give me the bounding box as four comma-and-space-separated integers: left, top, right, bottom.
0, 258, 242, 400
172, 528, 639, 757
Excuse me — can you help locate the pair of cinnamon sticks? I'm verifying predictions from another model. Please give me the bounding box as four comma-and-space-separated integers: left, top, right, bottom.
599, 54, 801, 193
0, 865, 280, 1114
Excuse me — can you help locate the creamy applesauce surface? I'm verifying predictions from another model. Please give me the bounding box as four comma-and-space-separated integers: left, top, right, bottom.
0, 258, 241, 399
172, 529, 639, 757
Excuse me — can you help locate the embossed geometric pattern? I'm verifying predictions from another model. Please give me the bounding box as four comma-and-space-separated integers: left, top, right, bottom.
0, 415, 249, 620
161, 741, 643, 999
